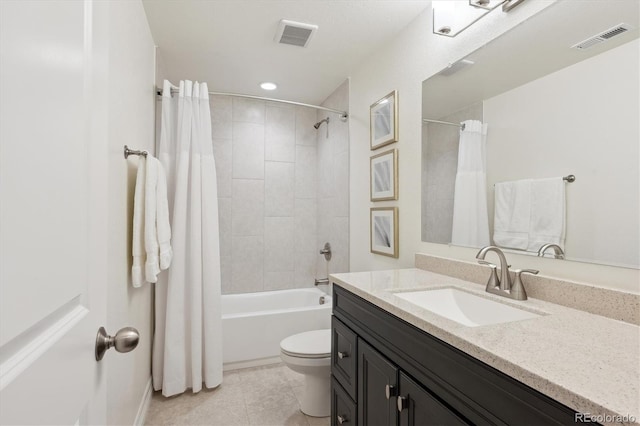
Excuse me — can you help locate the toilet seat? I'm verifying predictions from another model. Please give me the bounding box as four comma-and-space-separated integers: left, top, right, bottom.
280, 329, 331, 359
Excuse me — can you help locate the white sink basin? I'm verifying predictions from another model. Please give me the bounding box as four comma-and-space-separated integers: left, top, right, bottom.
394, 288, 542, 327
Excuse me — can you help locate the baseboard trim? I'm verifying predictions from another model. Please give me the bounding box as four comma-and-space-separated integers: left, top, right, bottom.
223, 356, 281, 371
134, 377, 153, 426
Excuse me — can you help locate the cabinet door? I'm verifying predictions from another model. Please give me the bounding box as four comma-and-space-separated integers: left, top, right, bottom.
358, 339, 399, 426
397, 371, 468, 426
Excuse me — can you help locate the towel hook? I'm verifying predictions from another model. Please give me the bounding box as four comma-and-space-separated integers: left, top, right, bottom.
124, 145, 148, 159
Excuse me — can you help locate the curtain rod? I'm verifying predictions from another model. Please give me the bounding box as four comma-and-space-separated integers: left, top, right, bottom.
422, 118, 465, 130
156, 88, 348, 121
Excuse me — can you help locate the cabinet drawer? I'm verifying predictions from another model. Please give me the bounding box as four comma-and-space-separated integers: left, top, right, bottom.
332, 316, 357, 399
332, 378, 357, 426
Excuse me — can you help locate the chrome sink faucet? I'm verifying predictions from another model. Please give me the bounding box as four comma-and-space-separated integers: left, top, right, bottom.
476, 246, 538, 301
537, 243, 565, 259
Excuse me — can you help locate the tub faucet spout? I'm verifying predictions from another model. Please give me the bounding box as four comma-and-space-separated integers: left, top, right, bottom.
314, 278, 329, 286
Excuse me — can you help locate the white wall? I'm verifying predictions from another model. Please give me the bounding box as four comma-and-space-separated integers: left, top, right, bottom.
484, 39, 639, 269
106, 1, 156, 424
348, 1, 639, 291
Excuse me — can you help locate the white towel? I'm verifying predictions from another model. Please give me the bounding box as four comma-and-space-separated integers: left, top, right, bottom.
145, 156, 161, 283
493, 179, 531, 250
144, 155, 173, 283
131, 158, 146, 287
528, 177, 565, 252
493, 177, 566, 252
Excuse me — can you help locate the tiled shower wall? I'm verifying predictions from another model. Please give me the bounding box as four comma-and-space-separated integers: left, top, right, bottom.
212, 86, 348, 294
317, 80, 350, 278
421, 102, 482, 244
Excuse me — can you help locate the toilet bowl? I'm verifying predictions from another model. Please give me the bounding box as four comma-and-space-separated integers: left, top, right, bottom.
280, 329, 331, 417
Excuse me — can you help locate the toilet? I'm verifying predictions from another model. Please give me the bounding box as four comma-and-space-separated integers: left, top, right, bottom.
280, 329, 331, 417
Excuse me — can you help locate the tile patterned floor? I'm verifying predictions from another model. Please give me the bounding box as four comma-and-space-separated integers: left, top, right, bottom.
145, 363, 330, 426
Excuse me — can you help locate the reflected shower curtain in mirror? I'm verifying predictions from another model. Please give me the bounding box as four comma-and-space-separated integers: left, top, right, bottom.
451, 120, 490, 247
153, 80, 223, 396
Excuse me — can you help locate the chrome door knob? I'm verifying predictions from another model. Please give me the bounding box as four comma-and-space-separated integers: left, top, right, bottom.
337, 414, 348, 424
337, 351, 349, 359
95, 326, 139, 361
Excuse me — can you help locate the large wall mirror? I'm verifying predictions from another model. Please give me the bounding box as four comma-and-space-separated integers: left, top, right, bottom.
421, 0, 639, 269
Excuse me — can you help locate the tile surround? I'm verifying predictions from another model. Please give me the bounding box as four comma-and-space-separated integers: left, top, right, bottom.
212, 81, 349, 294
316, 80, 350, 277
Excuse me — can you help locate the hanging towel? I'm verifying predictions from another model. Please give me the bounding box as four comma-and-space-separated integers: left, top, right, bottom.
493, 179, 531, 250
528, 177, 565, 252
132, 158, 147, 287
145, 155, 173, 283
493, 177, 566, 252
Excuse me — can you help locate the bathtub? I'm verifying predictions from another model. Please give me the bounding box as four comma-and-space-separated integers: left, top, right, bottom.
221, 288, 332, 369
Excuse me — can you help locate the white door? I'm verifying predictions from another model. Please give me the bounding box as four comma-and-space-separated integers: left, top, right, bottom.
0, 1, 109, 424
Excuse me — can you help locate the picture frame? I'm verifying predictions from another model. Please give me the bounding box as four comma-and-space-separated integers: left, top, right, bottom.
370, 148, 398, 201
370, 90, 398, 150
370, 207, 399, 258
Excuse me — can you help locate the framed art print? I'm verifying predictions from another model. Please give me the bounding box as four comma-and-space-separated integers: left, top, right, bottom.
370, 90, 398, 150
370, 149, 398, 201
370, 207, 399, 258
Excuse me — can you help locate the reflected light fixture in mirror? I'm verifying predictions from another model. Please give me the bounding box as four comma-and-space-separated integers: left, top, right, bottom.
433, 0, 526, 37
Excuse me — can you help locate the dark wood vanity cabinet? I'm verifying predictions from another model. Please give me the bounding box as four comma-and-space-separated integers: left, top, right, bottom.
331, 285, 597, 426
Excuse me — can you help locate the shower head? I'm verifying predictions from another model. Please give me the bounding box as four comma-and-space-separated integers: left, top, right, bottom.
313, 117, 330, 129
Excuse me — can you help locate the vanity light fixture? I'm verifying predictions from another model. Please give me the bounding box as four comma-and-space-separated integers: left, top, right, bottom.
433, 0, 526, 37
260, 82, 277, 91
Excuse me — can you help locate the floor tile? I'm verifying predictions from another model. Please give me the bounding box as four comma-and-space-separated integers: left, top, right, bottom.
146, 362, 329, 426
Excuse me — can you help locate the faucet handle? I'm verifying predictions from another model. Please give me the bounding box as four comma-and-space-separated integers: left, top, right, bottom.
478, 260, 500, 290
510, 269, 539, 301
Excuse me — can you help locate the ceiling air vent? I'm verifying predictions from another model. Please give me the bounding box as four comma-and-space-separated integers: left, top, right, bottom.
274, 19, 318, 48
571, 23, 632, 50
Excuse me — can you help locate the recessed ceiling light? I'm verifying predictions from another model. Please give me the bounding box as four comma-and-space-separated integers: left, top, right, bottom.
260, 82, 277, 91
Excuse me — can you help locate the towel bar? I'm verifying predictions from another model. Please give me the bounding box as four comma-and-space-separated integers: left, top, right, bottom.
124, 145, 148, 159
494, 175, 575, 186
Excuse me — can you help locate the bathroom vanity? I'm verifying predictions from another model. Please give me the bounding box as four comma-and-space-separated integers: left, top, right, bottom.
329, 269, 639, 426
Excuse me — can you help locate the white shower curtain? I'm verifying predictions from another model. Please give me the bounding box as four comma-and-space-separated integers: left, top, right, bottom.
153, 80, 223, 396
451, 120, 490, 247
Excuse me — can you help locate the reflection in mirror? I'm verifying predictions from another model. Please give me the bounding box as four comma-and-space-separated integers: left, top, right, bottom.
421, 0, 639, 269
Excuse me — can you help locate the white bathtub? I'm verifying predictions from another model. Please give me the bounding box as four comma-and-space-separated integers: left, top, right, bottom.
221, 288, 332, 369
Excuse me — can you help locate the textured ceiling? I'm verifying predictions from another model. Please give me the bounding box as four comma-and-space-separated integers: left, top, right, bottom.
142, 0, 431, 104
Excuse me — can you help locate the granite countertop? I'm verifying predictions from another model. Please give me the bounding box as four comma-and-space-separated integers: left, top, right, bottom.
330, 268, 640, 426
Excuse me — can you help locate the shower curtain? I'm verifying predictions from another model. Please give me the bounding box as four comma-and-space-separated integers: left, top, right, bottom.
451, 120, 490, 247
152, 80, 223, 396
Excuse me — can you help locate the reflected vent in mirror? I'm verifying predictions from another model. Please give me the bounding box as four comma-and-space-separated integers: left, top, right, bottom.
571, 23, 632, 50
275, 19, 318, 48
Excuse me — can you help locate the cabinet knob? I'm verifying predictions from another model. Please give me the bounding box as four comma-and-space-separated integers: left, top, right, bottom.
337, 414, 349, 424
397, 396, 408, 412
337, 351, 349, 359
385, 384, 397, 400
